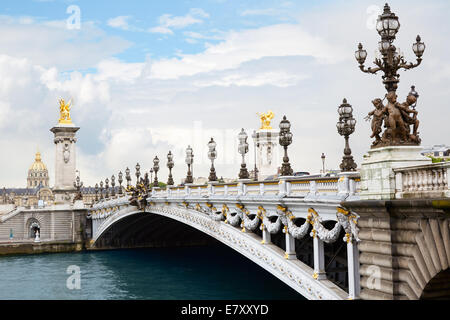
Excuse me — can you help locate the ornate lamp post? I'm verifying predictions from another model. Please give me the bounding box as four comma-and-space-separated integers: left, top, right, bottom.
105, 178, 110, 198
135, 163, 141, 187
355, 3, 425, 93
125, 167, 131, 189
207, 138, 218, 182
73, 171, 83, 201
279, 116, 294, 176
253, 130, 258, 181
337, 99, 357, 172
185, 145, 194, 184
118, 171, 123, 195
94, 183, 99, 201
153, 156, 160, 187
111, 175, 116, 197
321, 153, 326, 175
238, 129, 250, 179
167, 151, 174, 186
150, 168, 154, 187
99, 180, 104, 200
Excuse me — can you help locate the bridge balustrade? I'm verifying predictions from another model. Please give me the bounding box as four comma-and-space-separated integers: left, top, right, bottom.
394, 162, 450, 199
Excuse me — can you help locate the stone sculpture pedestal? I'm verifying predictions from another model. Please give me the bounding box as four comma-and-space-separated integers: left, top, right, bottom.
360, 146, 431, 200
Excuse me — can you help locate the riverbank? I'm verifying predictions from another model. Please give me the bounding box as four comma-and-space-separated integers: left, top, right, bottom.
0, 240, 85, 256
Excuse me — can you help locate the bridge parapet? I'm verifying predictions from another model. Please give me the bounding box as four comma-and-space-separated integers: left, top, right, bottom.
150, 173, 361, 200
394, 162, 450, 199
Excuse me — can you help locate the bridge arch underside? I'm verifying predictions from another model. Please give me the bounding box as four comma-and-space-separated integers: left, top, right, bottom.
93, 208, 349, 300
421, 268, 450, 300
95, 213, 217, 249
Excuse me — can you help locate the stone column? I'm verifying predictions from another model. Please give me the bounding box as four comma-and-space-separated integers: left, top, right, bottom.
284, 227, 296, 259
346, 236, 361, 300
261, 225, 271, 244
313, 234, 327, 280
50, 123, 80, 204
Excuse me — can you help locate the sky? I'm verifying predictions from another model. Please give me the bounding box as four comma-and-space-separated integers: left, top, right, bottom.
0, 0, 449, 187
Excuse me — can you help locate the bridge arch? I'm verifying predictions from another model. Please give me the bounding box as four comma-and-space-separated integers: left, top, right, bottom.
91, 204, 348, 300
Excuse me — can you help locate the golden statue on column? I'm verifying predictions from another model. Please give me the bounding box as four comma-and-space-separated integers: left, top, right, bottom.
258, 110, 275, 130
58, 98, 73, 124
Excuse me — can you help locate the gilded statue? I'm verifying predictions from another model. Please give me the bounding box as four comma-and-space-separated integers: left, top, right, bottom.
258, 110, 275, 130
366, 89, 421, 148
59, 98, 72, 124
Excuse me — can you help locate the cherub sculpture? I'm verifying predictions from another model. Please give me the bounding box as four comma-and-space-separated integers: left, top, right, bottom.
398, 94, 420, 143
365, 98, 386, 145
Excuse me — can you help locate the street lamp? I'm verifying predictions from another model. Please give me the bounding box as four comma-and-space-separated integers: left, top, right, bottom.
253, 130, 259, 181
279, 116, 294, 176
105, 178, 110, 198
94, 183, 99, 202
355, 3, 425, 93
135, 163, 141, 187
208, 138, 218, 182
73, 172, 83, 201
111, 175, 116, 197
167, 151, 174, 186
153, 156, 160, 187
337, 99, 357, 172
238, 129, 250, 179
118, 171, 123, 195
99, 180, 104, 200
125, 167, 131, 188
321, 153, 326, 175
150, 168, 154, 187
185, 145, 194, 184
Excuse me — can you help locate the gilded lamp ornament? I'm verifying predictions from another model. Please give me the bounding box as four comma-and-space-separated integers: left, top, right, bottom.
58, 98, 73, 124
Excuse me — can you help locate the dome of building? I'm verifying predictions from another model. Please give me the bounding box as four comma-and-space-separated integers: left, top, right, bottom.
29, 151, 47, 171
27, 151, 50, 188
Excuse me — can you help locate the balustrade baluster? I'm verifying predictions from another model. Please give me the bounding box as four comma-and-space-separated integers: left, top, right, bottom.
426, 169, 432, 191
402, 172, 408, 192
437, 169, 444, 190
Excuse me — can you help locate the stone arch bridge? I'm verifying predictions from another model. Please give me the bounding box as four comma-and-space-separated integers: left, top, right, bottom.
88, 163, 450, 300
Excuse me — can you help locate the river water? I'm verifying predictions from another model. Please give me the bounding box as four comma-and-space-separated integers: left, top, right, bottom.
0, 244, 304, 300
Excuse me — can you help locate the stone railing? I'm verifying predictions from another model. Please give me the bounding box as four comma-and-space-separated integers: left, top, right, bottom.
149, 173, 361, 200
394, 162, 450, 199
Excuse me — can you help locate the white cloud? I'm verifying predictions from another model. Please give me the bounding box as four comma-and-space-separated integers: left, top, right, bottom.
150, 24, 345, 80
107, 16, 131, 30
148, 26, 173, 35
149, 8, 210, 35
0, 16, 131, 70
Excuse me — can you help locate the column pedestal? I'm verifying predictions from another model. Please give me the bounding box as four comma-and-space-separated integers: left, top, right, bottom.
360, 146, 430, 200
50, 123, 80, 204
